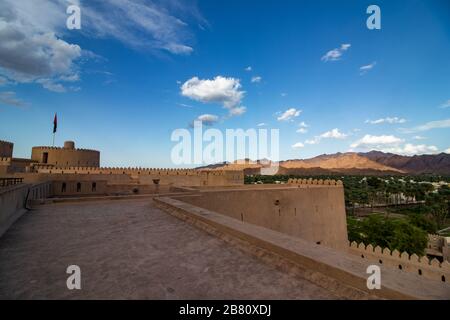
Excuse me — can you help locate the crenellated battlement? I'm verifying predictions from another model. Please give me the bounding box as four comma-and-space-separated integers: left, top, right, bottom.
31, 146, 99, 153
31, 165, 242, 176
288, 178, 343, 186
349, 241, 450, 283
0, 157, 12, 163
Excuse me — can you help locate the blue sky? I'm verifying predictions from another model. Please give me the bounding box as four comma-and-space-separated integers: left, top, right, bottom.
0, 0, 449, 167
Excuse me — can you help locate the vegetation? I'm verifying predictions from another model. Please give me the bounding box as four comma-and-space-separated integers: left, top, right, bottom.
245, 174, 450, 255
347, 215, 428, 255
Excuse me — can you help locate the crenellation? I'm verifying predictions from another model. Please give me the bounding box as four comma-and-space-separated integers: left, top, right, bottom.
349, 240, 450, 282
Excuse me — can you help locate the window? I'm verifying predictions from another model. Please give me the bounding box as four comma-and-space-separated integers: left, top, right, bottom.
42, 152, 48, 164
61, 183, 66, 193
92, 182, 96, 192
77, 182, 81, 192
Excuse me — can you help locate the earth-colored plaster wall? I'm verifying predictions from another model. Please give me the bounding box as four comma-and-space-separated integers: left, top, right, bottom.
31, 146, 100, 167
0, 182, 51, 237
174, 185, 348, 250
0, 141, 13, 158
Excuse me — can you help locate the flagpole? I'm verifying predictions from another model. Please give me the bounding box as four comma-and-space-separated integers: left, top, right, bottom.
52, 132, 55, 147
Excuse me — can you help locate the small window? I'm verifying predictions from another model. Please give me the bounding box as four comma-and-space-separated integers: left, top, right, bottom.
61, 183, 66, 193
92, 182, 96, 192
77, 182, 81, 192
42, 152, 48, 164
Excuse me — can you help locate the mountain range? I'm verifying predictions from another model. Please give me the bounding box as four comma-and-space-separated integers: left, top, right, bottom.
197, 151, 450, 176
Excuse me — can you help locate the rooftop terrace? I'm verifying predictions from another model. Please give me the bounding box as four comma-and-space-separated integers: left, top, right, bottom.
0, 198, 336, 299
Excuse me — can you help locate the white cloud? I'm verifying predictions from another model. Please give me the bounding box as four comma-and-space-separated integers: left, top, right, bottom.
359, 62, 376, 74
229, 106, 246, 116
349, 134, 437, 155
0, 0, 202, 91
413, 135, 426, 140
0, 91, 25, 107
365, 117, 406, 124
277, 108, 301, 121
296, 128, 308, 134
391, 144, 438, 155
245, 66, 252, 71
281, 92, 287, 97
292, 142, 304, 149
191, 114, 219, 126
251, 76, 262, 83
181, 76, 245, 110
321, 43, 351, 62
350, 134, 404, 149
299, 121, 309, 128
320, 128, 348, 139
445, 148, 450, 154
305, 128, 348, 144
400, 119, 450, 133
439, 100, 450, 109
257, 123, 266, 127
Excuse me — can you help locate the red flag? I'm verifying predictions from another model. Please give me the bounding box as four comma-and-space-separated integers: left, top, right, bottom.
53, 113, 57, 133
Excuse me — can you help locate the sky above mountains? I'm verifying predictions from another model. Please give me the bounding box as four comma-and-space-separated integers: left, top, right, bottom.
0, 0, 449, 167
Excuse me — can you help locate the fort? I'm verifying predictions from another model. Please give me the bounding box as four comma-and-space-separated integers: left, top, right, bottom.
0, 139, 448, 299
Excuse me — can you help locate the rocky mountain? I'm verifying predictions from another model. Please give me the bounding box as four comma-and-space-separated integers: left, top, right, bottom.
197, 151, 450, 175
360, 151, 450, 175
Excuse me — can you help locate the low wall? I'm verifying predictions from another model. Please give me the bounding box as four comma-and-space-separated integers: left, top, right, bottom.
0, 182, 51, 237
349, 242, 450, 283
172, 181, 348, 250
154, 196, 450, 299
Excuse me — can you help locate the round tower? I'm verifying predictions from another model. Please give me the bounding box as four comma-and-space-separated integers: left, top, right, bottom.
31, 140, 100, 167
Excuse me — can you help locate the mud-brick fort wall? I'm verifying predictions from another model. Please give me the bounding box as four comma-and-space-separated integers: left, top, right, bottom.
0, 140, 13, 158
31, 141, 100, 167
175, 179, 348, 250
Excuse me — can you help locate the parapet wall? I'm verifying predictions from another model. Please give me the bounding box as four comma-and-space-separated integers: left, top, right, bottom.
287, 178, 344, 186
27, 166, 243, 187
349, 241, 450, 283
172, 184, 348, 250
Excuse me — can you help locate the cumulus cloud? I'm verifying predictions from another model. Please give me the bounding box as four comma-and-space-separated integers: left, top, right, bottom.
277, 108, 301, 121
321, 43, 351, 62
292, 142, 305, 149
0, 0, 202, 91
305, 128, 348, 145
359, 62, 376, 74
190, 114, 219, 127
365, 117, 406, 124
350, 134, 403, 149
400, 119, 450, 133
181, 76, 245, 110
349, 134, 438, 155
251, 76, 261, 83
296, 122, 309, 133
229, 106, 247, 116
0, 91, 25, 107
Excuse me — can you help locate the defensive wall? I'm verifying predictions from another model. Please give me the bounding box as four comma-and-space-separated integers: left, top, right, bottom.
21, 166, 244, 189
153, 195, 450, 299
168, 179, 348, 250
0, 182, 51, 238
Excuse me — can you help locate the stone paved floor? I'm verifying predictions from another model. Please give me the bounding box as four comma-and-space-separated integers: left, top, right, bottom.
0, 199, 337, 299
